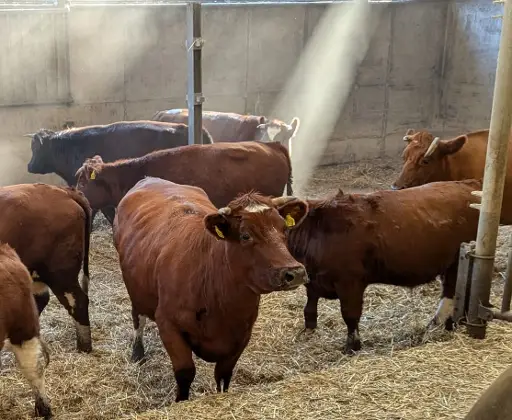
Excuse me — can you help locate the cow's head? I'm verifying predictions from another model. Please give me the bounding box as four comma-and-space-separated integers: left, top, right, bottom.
256, 117, 300, 148
204, 193, 309, 294
391, 129, 467, 190
26, 129, 56, 174
75, 155, 112, 210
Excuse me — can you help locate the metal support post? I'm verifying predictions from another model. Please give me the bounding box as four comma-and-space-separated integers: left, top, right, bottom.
466, 0, 512, 339
501, 235, 512, 312
186, 1, 204, 145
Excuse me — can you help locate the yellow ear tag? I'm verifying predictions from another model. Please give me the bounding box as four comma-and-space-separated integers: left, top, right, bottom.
285, 214, 296, 228
90, 171, 96, 180
214, 225, 225, 239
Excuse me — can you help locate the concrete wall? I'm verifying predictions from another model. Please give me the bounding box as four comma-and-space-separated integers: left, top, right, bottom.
0, 0, 504, 185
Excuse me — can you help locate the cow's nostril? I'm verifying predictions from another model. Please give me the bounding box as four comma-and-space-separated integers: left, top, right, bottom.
284, 272, 295, 283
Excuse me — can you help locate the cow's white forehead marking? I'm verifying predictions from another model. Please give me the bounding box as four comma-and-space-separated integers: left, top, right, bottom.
245, 204, 270, 213
266, 126, 281, 141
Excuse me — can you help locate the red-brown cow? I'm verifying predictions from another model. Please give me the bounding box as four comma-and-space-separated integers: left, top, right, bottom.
392, 128, 512, 224
0, 183, 92, 353
75, 141, 293, 223
113, 177, 309, 401
274, 179, 481, 353
0, 243, 52, 419
152, 109, 300, 152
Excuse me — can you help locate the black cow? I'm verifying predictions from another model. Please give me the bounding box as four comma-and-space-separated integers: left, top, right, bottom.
26, 120, 213, 224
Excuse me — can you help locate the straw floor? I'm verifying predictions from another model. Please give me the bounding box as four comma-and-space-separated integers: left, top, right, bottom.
1, 156, 512, 420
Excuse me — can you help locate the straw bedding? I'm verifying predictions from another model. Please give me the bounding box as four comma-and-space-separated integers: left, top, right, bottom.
1, 156, 512, 420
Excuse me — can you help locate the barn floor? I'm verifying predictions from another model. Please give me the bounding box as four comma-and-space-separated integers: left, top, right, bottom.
2, 157, 512, 420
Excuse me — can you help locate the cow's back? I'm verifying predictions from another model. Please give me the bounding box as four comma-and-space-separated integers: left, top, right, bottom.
295, 180, 481, 290
154, 109, 260, 142
136, 142, 290, 208
0, 184, 86, 270
114, 178, 214, 319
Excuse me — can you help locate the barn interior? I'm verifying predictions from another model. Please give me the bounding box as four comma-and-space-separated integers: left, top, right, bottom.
1, 0, 512, 419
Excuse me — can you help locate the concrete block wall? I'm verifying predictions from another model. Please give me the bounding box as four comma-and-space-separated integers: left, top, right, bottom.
0, 0, 504, 186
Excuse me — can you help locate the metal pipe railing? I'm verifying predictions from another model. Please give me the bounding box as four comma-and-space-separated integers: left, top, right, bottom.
466, 0, 512, 339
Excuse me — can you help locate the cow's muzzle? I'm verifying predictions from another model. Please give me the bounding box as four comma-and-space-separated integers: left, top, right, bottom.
278, 266, 309, 290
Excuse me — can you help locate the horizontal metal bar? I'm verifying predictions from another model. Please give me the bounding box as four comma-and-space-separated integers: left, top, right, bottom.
490, 308, 512, 322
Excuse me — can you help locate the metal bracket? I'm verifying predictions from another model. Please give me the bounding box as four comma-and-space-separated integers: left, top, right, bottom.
185, 93, 205, 106
186, 37, 205, 51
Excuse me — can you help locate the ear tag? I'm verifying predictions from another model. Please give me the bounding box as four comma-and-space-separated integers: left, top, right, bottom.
214, 225, 225, 239
90, 171, 96, 180
285, 214, 296, 228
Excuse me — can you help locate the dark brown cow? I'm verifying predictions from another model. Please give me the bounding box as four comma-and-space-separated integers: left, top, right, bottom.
152, 109, 300, 151
274, 179, 482, 353
113, 177, 309, 401
463, 365, 512, 420
75, 141, 293, 222
0, 243, 52, 419
392, 128, 512, 224
0, 184, 92, 353
26, 120, 213, 225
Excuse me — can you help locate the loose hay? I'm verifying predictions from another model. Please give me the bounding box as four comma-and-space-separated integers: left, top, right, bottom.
1, 157, 512, 420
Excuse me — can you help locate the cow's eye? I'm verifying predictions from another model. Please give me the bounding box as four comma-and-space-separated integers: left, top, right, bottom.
420, 157, 430, 165
240, 232, 251, 242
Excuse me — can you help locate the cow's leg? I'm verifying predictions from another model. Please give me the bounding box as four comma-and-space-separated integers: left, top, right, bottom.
100, 206, 116, 226
32, 281, 51, 315
11, 337, 52, 419
429, 263, 457, 331
214, 340, 247, 393
131, 307, 147, 363
335, 281, 364, 354
304, 286, 319, 330
51, 282, 92, 353
155, 312, 195, 402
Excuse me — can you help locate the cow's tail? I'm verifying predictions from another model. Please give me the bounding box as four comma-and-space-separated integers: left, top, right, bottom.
280, 143, 293, 196
65, 187, 92, 295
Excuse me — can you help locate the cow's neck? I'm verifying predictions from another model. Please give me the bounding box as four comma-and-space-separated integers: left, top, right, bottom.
102, 163, 144, 206
199, 241, 261, 322
446, 135, 488, 180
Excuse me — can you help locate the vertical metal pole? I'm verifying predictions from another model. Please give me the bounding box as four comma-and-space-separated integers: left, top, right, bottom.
466, 0, 512, 339
501, 236, 512, 312
186, 2, 204, 145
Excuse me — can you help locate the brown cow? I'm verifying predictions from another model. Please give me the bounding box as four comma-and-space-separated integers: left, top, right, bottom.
463, 365, 512, 420
113, 177, 309, 401
152, 109, 300, 151
392, 128, 512, 224
274, 179, 481, 353
0, 243, 52, 419
0, 183, 92, 353
75, 141, 293, 222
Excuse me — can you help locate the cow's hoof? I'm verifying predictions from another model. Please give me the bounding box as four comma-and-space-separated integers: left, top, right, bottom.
444, 317, 454, 331
35, 396, 52, 419
344, 335, 361, 355
131, 342, 145, 364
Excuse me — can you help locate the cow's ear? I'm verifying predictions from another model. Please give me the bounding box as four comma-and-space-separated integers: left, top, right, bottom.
75, 164, 97, 182
204, 213, 232, 240
440, 135, 467, 155
277, 199, 309, 229
289, 117, 300, 136
259, 116, 266, 125
405, 128, 415, 136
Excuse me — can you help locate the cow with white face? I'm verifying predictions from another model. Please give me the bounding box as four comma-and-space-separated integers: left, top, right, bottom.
151, 109, 300, 155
